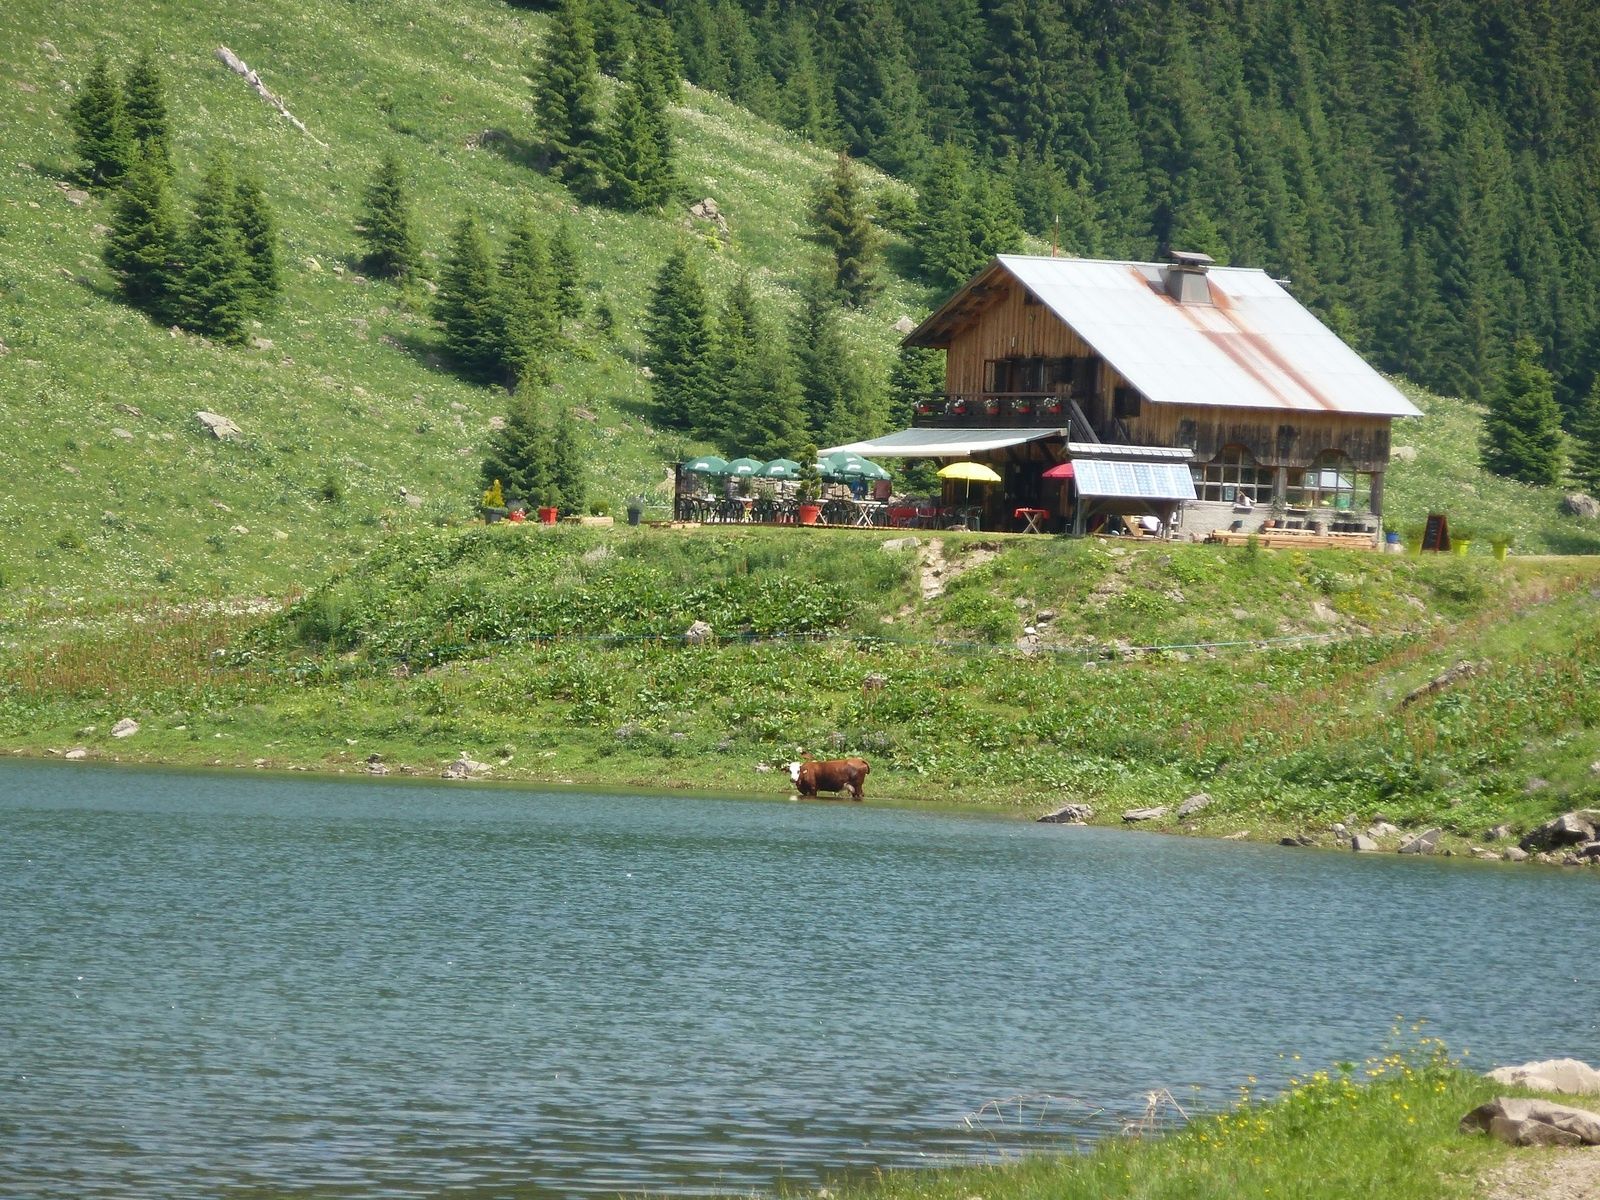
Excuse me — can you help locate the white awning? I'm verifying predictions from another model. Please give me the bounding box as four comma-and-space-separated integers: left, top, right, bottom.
1074, 459, 1198, 500
823, 426, 1070, 458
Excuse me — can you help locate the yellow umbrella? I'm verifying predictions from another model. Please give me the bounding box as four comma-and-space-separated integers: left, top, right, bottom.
937, 460, 1001, 499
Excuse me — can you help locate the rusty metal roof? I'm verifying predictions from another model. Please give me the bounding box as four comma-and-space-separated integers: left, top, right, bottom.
906, 255, 1422, 419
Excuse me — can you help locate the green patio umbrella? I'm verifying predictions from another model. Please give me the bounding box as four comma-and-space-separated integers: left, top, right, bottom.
820, 452, 891, 482
683, 454, 730, 475
726, 457, 764, 476
758, 458, 801, 479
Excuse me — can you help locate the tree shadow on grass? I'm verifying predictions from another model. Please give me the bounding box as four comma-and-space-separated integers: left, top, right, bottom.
1540, 526, 1600, 555
470, 128, 548, 174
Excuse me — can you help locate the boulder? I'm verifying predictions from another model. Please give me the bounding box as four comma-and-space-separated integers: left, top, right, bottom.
892, 315, 917, 335
1582, 841, 1600, 860
1520, 811, 1598, 852
110, 718, 139, 739
1561, 493, 1600, 520
64, 747, 87, 760
1487, 1059, 1600, 1096
1177, 792, 1213, 818
880, 536, 921, 552
686, 197, 729, 234
1398, 827, 1443, 855
1400, 660, 1488, 708
1485, 823, 1512, 842
1121, 806, 1168, 823
1503, 846, 1529, 862
1038, 803, 1094, 824
1460, 1096, 1600, 1147
1369, 821, 1400, 837
1351, 834, 1379, 852
441, 752, 490, 780
194, 410, 242, 439
684, 620, 713, 646
1280, 834, 1315, 847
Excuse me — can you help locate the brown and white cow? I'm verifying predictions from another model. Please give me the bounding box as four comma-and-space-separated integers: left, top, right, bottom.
787, 756, 870, 801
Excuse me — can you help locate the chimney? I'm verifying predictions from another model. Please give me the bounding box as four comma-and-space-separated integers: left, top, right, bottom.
1164, 249, 1215, 305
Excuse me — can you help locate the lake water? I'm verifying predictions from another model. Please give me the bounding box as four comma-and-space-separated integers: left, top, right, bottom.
2, 762, 1596, 1198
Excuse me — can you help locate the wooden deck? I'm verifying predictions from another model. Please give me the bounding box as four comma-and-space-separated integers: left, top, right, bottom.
1207, 529, 1382, 551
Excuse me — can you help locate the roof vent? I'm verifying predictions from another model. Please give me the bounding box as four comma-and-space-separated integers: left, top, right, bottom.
1164, 249, 1215, 305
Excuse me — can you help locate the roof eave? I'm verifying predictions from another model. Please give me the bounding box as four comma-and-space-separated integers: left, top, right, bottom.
899, 258, 1011, 349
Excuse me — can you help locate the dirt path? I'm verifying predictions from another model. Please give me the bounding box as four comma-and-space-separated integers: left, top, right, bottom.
1478, 1148, 1600, 1198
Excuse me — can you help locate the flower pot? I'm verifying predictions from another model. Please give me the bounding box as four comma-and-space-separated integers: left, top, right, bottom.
797, 503, 821, 526
1452, 539, 1472, 557
538, 506, 558, 526
627, 508, 642, 526
1493, 542, 1509, 561
483, 507, 508, 524
1385, 531, 1401, 545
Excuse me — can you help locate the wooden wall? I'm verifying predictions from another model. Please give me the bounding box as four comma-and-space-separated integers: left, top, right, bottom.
944, 281, 1093, 392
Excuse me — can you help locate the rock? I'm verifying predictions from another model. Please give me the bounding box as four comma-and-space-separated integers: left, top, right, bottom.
195, 411, 242, 439
893, 315, 917, 335
1561, 493, 1600, 520
754, 762, 772, 773
1485, 823, 1512, 842
1222, 830, 1249, 840
441, 752, 490, 780
1475, 850, 1501, 861
64, 187, 89, 206
1520, 811, 1598, 852
1351, 834, 1379, 852
1035, 609, 1057, 624
880, 536, 921, 552
1487, 1059, 1600, 1096
1039, 803, 1094, 824
1460, 1096, 1600, 1147
1398, 827, 1443, 855
686, 196, 729, 234
684, 620, 713, 646
1582, 841, 1600, 859
1369, 821, 1400, 838
1280, 834, 1315, 847
250, 336, 273, 350
110, 718, 139, 739
1503, 846, 1529, 862
64, 748, 87, 760
1400, 660, 1488, 708
1121, 806, 1168, 823
115, 403, 143, 419
366, 761, 389, 775
1525, 777, 1550, 794
1177, 792, 1213, 818
230, 524, 250, 535
112, 427, 134, 440
1391, 444, 1418, 463
862, 673, 888, 692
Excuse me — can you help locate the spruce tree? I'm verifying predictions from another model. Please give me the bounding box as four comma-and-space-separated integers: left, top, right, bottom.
72, 54, 133, 188
180, 157, 254, 343
808, 153, 881, 307
549, 407, 585, 514
1569, 375, 1600, 496
122, 49, 172, 173
358, 153, 421, 281
830, 0, 928, 176
231, 173, 281, 314
791, 274, 879, 444
710, 274, 802, 459
435, 215, 501, 381
1482, 337, 1564, 485
482, 394, 554, 507
548, 220, 584, 321
104, 147, 182, 322
887, 344, 945, 426
496, 214, 558, 389
533, 0, 606, 197
603, 37, 674, 211
644, 244, 714, 435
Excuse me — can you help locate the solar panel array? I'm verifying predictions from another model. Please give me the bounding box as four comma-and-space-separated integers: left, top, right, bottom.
1073, 459, 1198, 500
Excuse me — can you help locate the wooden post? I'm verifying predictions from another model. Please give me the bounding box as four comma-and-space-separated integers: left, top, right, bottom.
1369, 469, 1385, 518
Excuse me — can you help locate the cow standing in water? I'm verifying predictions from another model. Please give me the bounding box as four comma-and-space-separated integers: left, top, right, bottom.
787, 757, 870, 801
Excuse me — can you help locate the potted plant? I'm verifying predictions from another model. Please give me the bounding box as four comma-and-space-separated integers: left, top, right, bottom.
1382, 517, 1402, 548
983, 396, 1003, 416
949, 398, 970, 417
1041, 397, 1064, 416
626, 495, 646, 526
1262, 498, 1286, 530
796, 445, 822, 525
1451, 522, 1475, 556
481, 479, 508, 524
1490, 530, 1513, 561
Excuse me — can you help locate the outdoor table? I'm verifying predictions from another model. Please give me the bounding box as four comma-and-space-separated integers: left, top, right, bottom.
1014, 506, 1048, 533
852, 500, 885, 527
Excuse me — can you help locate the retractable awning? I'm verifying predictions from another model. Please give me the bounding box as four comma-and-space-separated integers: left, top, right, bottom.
822, 426, 1070, 458
1073, 459, 1197, 501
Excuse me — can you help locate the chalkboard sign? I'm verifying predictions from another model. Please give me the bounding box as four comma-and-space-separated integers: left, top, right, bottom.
1422, 512, 1450, 552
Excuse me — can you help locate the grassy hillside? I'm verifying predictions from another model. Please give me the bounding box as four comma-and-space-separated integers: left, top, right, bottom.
0, 0, 930, 598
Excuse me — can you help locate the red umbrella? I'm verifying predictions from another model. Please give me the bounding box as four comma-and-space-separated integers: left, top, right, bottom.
1042, 462, 1075, 479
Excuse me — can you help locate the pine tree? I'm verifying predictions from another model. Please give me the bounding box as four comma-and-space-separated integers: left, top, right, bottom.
358, 153, 421, 281
435, 215, 501, 381
482, 394, 555, 507
533, 0, 606, 197
549, 407, 585, 514
1482, 336, 1564, 485
808, 153, 881, 306
644, 244, 714, 435
72, 54, 133, 188
603, 35, 674, 211
231, 172, 281, 314
104, 146, 182, 322
496, 213, 558, 389
548, 220, 584, 321
914, 141, 977, 290
791, 274, 879, 444
591, 0, 635, 75
711, 274, 802, 459
887, 344, 945, 426
830, 0, 928, 176
180, 157, 254, 343
1568, 374, 1600, 495
122, 49, 171, 173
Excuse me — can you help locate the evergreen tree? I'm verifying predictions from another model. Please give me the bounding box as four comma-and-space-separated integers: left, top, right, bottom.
643, 244, 714, 435
122, 49, 172, 173
791, 274, 878, 444
533, 0, 606, 196
769, 11, 835, 143
969, 169, 1024, 260
231, 172, 281, 314
887, 344, 945, 427
482, 394, 555, 507
71, 54, 133, 188
914, 141, 977, 290
830, 0, 928, 176
710, 274, 802, 458
180, 157, 253, 343
1569, 374, 1600, 495
603, 33, 675, 210
103, 147, 182, 322
357, 153, 421, 281
1482, 336, 1564, 485
591, 0, 635, 75
808, 153, 881, 306
548, 220, 584, 321
496, 214, 558, 389
549, 406, 585, 513
434, 215, 501, 381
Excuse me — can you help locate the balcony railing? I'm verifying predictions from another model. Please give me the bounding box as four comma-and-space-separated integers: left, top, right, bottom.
910, 393, 1122, 441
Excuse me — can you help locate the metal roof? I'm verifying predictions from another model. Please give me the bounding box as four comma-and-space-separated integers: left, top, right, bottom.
1067, 442, 1192, 461
907, 255, 1422, 419
822, 427, 1070, 458
1073, 459, 1198, 501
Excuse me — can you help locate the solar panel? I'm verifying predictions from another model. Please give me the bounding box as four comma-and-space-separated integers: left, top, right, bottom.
1073, 460, 1198, 500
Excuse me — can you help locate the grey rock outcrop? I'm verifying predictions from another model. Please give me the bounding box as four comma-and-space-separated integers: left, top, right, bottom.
442, 752, 490, 780
1487, 1059, 1600, 1096
1561, 492, 1600, 520
1520, 811, 1599, 852
1503, 846, 1529, 862
1121, 806, 1167, 823
1460, 1096, 1600, 1147
1398, 827, 1443, 855
110, 717, 139, 739
1350, 834, 1379, 852
195, 411, 242, 439
64, 747, 87, 760
1400, 660, 1488, 708
1177, 792, 1213, 818
1038, 803, 1094, 824
684, 620, 713, 646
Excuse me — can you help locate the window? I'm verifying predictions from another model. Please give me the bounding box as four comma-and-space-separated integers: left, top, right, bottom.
1192, 444, 1269, 502
1288, 450, 1360, 509
1113, 387, 1141, 419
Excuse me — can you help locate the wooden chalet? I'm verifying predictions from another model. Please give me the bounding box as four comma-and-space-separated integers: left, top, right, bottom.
826, 252, 1421, 536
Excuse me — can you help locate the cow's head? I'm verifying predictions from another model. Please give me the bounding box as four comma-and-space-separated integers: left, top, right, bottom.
786, 761, 802, 784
